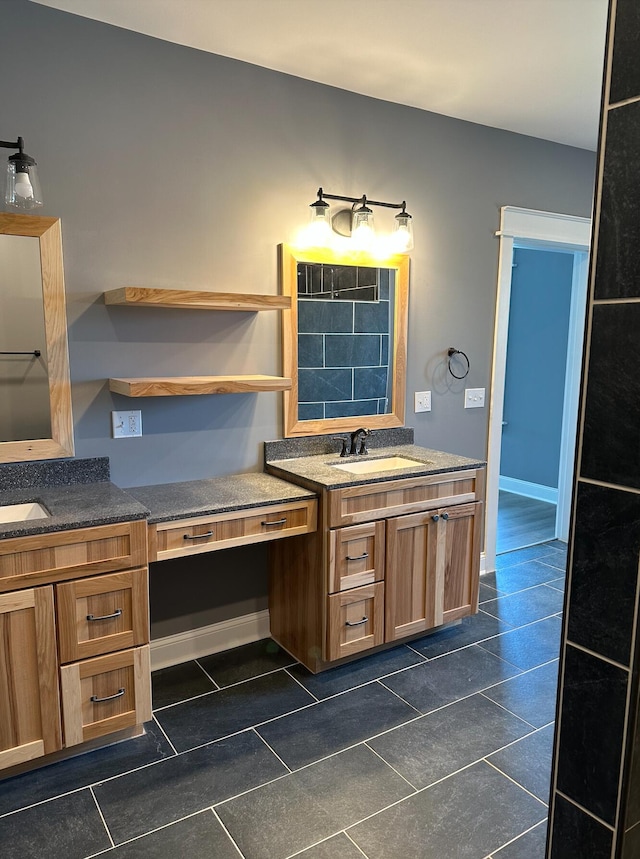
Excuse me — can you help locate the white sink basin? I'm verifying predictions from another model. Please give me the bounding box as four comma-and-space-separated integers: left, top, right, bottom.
0, 502, 50, 524
331, 456, 428, 475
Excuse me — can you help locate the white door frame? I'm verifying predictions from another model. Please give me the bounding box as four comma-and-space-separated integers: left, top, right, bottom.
485, 206, 591, 573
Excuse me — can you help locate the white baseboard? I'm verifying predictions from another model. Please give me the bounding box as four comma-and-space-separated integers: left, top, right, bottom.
480, 551, 487, 574
499, 475, 558, 505
150, 609, 271, 671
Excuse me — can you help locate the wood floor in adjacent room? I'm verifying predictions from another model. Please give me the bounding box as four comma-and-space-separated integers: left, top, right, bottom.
497, 490, 557, 555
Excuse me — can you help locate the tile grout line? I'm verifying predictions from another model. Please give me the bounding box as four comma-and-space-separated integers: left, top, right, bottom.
483, 759, 550, 807
152, 713, 179, 756
480, 817, 548, 859
211, 807, 246, 858
555, 789, 617, 832
89, 785, 115, 850
251, 727, 293, 774
282, 666, 321, 702
363, 742, 419, 792
191, 657, 221, 690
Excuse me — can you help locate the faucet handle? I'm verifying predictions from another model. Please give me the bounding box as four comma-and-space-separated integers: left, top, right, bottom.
332, 436, 348, 457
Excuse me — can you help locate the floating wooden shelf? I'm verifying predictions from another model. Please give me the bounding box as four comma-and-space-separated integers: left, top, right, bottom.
108, 375, 292, 398
103, 287, 290, 312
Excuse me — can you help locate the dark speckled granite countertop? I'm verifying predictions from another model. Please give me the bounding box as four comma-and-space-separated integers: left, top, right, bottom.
126, 473, 316, 524
0, 457, 148, 539
265, 444, 485, 491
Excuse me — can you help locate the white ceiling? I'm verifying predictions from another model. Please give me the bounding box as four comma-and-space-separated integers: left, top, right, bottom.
32, 0, 609, 150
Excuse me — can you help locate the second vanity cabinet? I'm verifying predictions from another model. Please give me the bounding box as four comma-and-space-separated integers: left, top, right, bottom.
269, 465, 484, 672
0, 520, 150, 772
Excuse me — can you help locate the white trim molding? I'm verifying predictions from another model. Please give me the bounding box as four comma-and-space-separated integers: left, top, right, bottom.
499, 476, 559, 505
150, 609, 271, 671
485, 206, 591, 573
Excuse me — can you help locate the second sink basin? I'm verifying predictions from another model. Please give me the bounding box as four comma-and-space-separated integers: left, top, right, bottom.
0, 501, 50, 524
331, 456, 428, 475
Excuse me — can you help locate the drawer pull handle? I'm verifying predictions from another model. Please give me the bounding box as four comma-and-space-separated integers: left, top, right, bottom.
346, 552, 369, 561
262, 518, 288, 526
441, 512, 449, 521
432, 514, 439, 522
345, 616, 368, 627
90, 687, 125, 704
86, 608, 123, 622
184, 531, 214, 540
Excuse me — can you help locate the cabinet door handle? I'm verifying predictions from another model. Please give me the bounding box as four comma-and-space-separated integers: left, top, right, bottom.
346, 552, 369, 561
86, 608, 123, 622
441, 512, 449, 520
262, 518, 288, 526
431, 514, 439, 522
184, 531, 214, 540
90, 687, 125, 704
345, 616, 368, 627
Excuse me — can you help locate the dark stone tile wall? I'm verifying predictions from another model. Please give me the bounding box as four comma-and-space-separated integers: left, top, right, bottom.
547, 2, 640, 856
297, 290, 392, 420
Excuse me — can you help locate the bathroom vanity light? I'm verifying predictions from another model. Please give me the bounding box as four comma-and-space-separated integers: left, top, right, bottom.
299, 188, 414, 253
1, 136, 43, 210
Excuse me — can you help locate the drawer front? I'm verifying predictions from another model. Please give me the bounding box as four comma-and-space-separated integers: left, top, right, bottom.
327, 470, 481, 528
57, 568, 149, 663
327, 582, 384, 662
0, 520, 148, 593
328, 521, 385, 593
60, 645, 151, 746
152, 498, 317, 561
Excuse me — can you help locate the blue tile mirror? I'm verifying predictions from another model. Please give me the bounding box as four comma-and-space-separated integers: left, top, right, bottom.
280, 244, 409, 437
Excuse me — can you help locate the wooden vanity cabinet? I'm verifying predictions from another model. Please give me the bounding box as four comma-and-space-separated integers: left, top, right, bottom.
0, 520, 151, 773
0, 586, 62, 770
269, 467, 484, 673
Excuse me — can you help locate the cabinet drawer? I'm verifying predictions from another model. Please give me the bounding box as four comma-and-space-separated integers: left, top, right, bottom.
328, 521, 385, 593
57, 568, 149, 663
151, 498, 317, 561
0, 520, 148, 593
327, 582, 384, 662
327, 470, 481, 528
60, 645, 151, 746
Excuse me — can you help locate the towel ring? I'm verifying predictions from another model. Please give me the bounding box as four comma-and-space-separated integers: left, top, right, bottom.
447, 347, 470, 380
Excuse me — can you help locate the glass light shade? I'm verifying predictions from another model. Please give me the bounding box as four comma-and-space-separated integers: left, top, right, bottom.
306, 200, 332, 245
391, 212, 414, 253
5, 162, 43, 210
351, 206, 375, 250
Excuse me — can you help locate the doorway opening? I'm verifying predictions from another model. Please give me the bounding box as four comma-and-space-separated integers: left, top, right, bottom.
485, 207, 591, 572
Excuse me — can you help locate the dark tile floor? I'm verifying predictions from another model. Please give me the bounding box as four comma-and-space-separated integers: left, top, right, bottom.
0, 540, 567, 859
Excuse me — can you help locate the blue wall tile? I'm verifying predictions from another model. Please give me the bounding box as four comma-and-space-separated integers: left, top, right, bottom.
325, 334, 381, 368
354, 367, 389, 400
325, 400, 379, 418
354, 300, 390, 334
298, 334, 324, 368
298, 300, 353, 334
298, 368, 352, 403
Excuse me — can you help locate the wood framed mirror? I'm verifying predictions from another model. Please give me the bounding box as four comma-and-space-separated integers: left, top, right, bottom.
0, 213, 74, 463
281, 243, 409, 438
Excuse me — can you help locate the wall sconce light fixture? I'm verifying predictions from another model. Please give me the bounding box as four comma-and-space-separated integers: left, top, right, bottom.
302, 187, 413, 254
1, 136, 43, 210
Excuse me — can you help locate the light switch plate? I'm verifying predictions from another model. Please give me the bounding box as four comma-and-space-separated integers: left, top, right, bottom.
414, 391, 432, 413
112, 410, 142, 438
464, 388, 485, 409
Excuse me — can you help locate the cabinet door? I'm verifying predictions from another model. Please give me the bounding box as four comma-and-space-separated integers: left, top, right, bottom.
385, 510, 441, 641
327, 583, 384, 661
328, 521, 385, 593
385, 502, 482, 642
441, 502, 482, 624
0, 587, 62, 770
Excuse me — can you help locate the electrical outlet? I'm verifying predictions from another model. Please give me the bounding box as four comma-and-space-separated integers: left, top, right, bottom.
112, 410, 142, 438
464, 388, 485, 409
414, 391, 432, 413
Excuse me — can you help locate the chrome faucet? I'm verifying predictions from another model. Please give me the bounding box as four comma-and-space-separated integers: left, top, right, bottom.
349, 427, 370, 455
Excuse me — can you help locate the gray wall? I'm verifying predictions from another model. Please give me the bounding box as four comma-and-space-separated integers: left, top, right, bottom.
0, 0, 597, 634
500, 247, 574, 489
